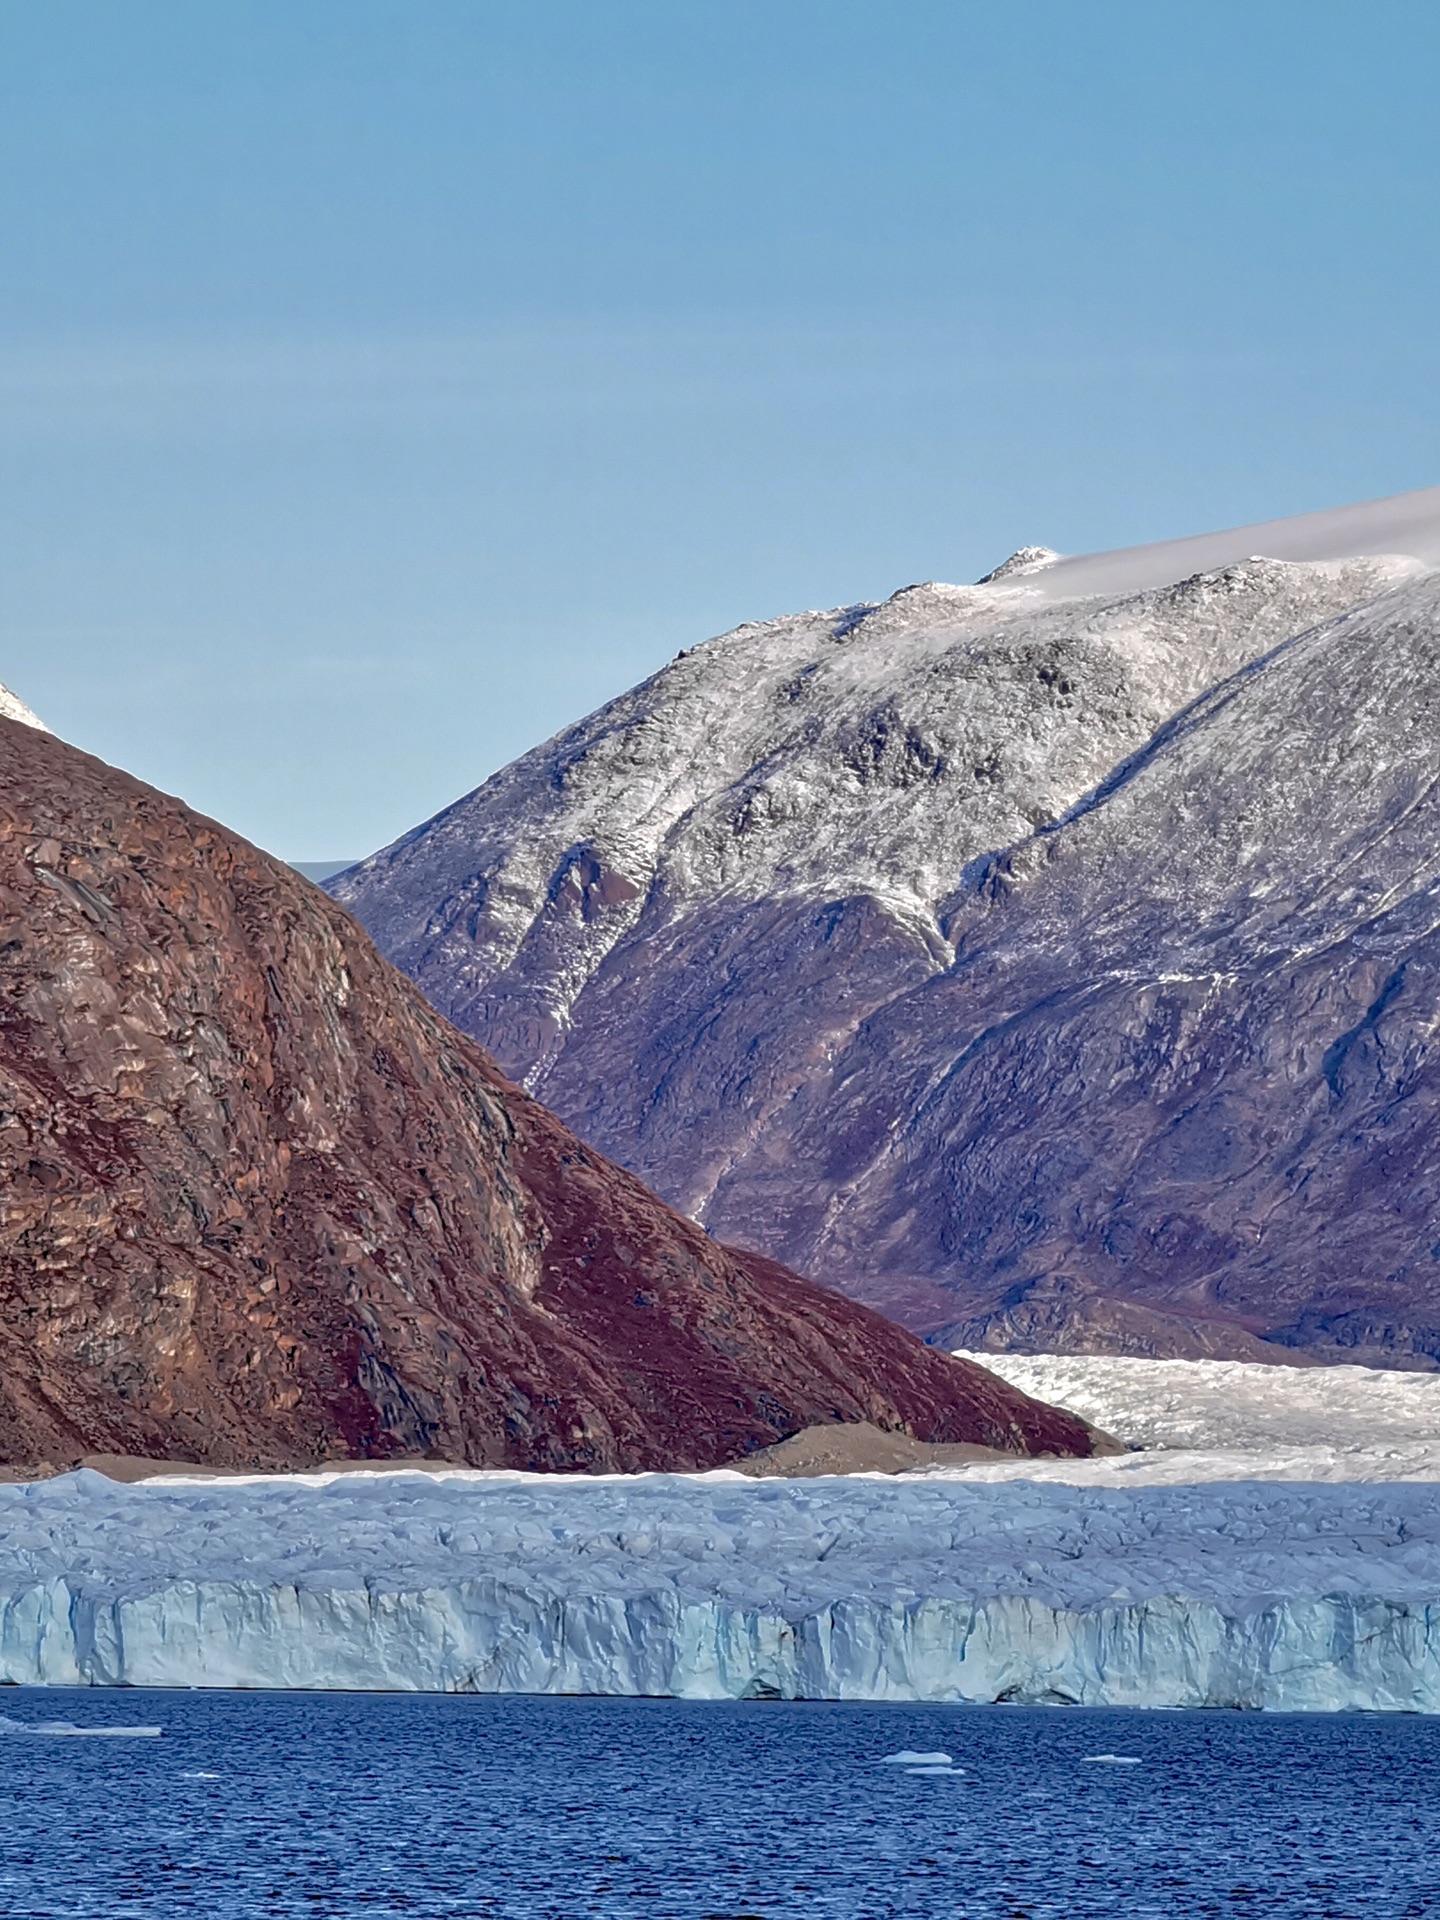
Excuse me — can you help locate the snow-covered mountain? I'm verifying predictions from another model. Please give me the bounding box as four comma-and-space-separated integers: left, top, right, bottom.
330, 486, 1440, 1361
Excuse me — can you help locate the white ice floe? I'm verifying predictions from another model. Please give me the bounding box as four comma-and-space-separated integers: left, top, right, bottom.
1083, 1755, 1142, 1765
3, 1467, 1440, 1711
879, 1751, 953, 1765
0, 1714, 161, 1736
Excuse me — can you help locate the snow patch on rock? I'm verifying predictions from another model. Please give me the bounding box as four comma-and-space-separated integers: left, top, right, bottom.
0, 682, 45, 731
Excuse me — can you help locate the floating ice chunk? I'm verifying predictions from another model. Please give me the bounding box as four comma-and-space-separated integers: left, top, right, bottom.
903, 1764, 966, 1776
181, 1770, 222, 1779
0, 1714, 162, 1737
880, 1749, 953, 1765
38, 1723, 161, 1738
1084, 1754, 1142, 1765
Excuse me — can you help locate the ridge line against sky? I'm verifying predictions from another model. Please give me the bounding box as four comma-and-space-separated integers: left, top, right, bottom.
1, 0, 1438, 857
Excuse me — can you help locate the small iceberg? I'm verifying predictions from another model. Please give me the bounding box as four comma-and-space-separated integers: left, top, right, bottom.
879, 1749, 953, 1766
1083, 1754, 1142, 1765
0, 1714, 161, 1738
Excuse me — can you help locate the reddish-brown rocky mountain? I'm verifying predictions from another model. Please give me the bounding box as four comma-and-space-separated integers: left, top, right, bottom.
0, 717, 1090, 1470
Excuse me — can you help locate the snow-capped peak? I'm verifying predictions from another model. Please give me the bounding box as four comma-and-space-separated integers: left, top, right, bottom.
977, 545, 1062, 584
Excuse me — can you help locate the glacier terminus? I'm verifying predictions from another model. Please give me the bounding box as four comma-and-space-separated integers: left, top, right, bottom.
4, 1466, 1440, 1714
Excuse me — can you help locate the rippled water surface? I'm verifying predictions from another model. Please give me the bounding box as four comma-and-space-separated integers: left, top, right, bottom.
0, 1689, 1435, 1917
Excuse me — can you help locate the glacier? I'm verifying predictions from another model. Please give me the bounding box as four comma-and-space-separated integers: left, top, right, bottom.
4, 1467, 1440, 1711
953, 1352, 1440, 1455
941, 1353, 1440, 1486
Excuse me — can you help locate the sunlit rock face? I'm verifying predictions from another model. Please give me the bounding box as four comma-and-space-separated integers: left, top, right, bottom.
0, 717, 1091, 1472
332, 485, 1440, 1362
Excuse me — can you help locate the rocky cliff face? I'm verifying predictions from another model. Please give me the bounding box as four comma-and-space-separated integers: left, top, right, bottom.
330, 487, 1440, 1362
0, 717, 1093, 1469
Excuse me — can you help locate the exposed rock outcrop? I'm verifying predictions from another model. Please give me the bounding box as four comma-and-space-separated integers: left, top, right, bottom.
0, 717, 1089, 1469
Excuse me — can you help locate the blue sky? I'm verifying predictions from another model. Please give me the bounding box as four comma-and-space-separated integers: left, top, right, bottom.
1, 1, 1437, 858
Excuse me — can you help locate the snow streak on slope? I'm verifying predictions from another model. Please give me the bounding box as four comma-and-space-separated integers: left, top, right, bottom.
6, 1468, 1440, 1710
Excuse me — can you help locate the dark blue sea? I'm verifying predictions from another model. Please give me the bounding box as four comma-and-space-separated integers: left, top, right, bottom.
0, 1688, 1434, 1918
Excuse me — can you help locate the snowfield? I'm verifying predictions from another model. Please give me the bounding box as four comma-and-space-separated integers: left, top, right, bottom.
5, 1466, 1440, 1711
989, 481, 1440, 602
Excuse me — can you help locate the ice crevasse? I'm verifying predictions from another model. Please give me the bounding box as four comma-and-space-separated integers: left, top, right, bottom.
4, 1470, 1440, 1712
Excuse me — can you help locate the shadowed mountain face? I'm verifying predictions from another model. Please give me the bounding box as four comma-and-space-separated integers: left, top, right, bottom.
0, 719, 1095, 1470
798, 573, 1440, 1365
331, 518, 1440, 1362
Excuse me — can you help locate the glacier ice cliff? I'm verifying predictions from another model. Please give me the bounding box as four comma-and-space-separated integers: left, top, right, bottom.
4, 1469, 1440, 1711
